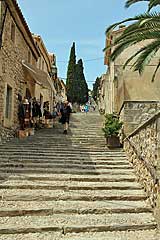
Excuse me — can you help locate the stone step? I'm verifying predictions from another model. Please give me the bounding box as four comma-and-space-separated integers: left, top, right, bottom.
0, 159, 129, 165
0, 167, 135, 175
0, 213, 156, 235
0, 181, 142, 191
0, 154, 127, 160
0, 148, 125, 154
60, 230, 159, 240
0, 158, 128, 164
0, 145, 124, 151
1, 144, 108, 149
15, 141, 105, 145
0, 163, 133, 170
0, 180, 142, 190
0, 149, 125, 154
0, 188, 146, 201
0, 153, 126, 159
0, 232, 62, 240
0, 200, 151, 217
0, 158, 126, 163
29, 136, 104, 139
5, 139, 106, 143
2, 174, 137, 182
7, 144, 107, 147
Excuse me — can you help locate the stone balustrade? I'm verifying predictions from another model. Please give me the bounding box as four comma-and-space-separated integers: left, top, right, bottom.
124, 112, 160, 209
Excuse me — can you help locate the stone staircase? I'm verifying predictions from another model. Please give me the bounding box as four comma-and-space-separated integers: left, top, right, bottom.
0, 113, 158, 239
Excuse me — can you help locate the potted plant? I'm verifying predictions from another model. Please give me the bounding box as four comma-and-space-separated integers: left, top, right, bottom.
102, 114, 123, 148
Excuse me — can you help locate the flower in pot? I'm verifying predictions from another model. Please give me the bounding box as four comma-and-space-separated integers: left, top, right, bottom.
102, 114, 123, 148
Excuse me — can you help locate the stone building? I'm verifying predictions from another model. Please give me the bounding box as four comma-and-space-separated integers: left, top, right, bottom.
0, 0, 57, 137
104, 26, 160, 135
59, 79, 67, 102
53, 77, 67, 104
31, 34, 57, 112
97, 74, 106, 114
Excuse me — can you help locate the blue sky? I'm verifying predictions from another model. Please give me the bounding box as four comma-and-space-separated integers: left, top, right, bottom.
17, 0, 147, 89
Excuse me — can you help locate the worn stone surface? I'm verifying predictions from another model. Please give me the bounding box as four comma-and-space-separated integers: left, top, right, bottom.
120, 101, 160, 136
0, 124, 15, 144
0, 8, 33, 128
124, 113, 160, 210
0, 113, 158, 239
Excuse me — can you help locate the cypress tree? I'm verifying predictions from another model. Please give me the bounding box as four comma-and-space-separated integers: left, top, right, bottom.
76, 59, 88, 104
92, 77, 100, 102
66, 42, 76, 102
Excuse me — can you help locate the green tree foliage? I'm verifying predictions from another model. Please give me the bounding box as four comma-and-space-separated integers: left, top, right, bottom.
105, 0, 160, 81
75, 59, 88, 104
66, 43, 88, 104
66, 42, 76, 102
92, 77, 100, 101
102, 114, 123, 138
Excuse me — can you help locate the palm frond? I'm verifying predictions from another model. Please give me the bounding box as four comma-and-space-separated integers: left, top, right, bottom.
151, 59, 160, 81
125, 0, 160, 11
123, 46, 148, 69
148, 0, 160, 11
133, 40, 160, 73
110, 40, 138, 61
105, 12, 160, 35
125, 0, 149, 8
115, 29, 160, 45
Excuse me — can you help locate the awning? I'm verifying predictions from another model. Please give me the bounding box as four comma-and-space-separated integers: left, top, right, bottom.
22, 61, 54, 90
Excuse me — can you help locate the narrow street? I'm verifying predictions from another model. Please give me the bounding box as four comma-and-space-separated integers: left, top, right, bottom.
0, 112, 158, 240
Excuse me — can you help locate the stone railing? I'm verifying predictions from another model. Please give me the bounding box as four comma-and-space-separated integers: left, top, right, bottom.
119, 100, 160, 136
124, 112, 160, 208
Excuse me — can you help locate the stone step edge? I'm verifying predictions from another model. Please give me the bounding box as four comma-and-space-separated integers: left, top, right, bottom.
0, 157, 127, 161
0, 148, 125, 152
0, 223, 157, 235
0, 164, 132, 170
0, 169, 134, 175
0, 160, 130, 165
1, 195, 147, 201
0, 149, 125, 154
0, 184, 142, 191
0, 153, 126, 157
0, 176, 137, 182
0, 207, 152, 217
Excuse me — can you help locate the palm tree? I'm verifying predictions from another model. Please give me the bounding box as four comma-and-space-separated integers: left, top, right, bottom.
126, 0, 160, 11
105, 0, 160, 81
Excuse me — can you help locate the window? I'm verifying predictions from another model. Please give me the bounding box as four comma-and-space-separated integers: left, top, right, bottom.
28, 50, 31, 64
5, 85, 12, 119
42, 60, 44, 71
11, 21, 15, 43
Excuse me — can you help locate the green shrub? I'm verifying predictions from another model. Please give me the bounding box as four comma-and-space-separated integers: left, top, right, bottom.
102, 114, 123, 138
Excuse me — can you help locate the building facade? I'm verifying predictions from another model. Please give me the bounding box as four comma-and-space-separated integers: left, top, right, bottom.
104, 26, 160, 135
0, 0, 58, 136
0, 0, 40, 129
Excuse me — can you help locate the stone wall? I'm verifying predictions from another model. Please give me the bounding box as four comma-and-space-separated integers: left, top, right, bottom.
0, 8, 37, 128
119, 101, 160, 135
0, 124, 15, 144
124, 112, 160, 224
